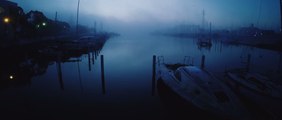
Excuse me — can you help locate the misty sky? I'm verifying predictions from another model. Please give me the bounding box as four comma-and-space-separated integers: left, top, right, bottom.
11, 0, 281, 32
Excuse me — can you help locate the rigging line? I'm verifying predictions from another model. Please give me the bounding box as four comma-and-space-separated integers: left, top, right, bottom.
257, 0, 262, 27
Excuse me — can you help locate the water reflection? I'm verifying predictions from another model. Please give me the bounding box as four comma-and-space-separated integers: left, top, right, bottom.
77, 59, 83, 93
197, 40, 212, 52
100, 55, 106, 94
0, 38, 106, 90
0, 47, 49, 89
1, 35, 282, 119
56, 59, 64, 90
151, 55, 156, 96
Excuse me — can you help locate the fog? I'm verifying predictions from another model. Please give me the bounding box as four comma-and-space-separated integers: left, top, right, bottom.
11, 0, 281, 35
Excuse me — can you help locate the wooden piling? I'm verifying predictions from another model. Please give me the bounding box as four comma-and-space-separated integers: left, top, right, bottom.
101, 55, 106, 94
152, 55, 156, 96
92, 52, 95, 64
88, 53, 91, 71
95, 50, 98, 60
201, 55, 206, 69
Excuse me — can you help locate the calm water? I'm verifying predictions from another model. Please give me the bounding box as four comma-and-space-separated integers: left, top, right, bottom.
1, 35, 282, 120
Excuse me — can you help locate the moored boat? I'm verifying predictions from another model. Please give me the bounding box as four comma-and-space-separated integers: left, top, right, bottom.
197, 37, 212, 47
225, 68, 282, 119
158, 63, 250, 120
226, 68, 282, 100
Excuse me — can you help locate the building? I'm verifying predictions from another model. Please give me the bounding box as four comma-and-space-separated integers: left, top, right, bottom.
1, 1, 71, 40
237, 24, 262, 37
25, 10, 70, 36
0, 0, 25, 40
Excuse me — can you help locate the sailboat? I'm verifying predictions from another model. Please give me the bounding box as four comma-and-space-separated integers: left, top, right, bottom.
225, 54, 282, 100
197, 10, 212, 48
225, 54, 282, 119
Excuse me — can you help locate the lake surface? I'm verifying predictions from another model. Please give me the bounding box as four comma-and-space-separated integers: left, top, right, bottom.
1, 35, 281, 120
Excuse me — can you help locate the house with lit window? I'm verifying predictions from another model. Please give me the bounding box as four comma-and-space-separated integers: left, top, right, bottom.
0, 0, 25, 40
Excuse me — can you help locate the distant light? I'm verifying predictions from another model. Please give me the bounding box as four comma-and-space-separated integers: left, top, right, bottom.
9, 75, 14, 80
3, 17, 10, 23
36, 24, 40, 28
42, 22, 46, 26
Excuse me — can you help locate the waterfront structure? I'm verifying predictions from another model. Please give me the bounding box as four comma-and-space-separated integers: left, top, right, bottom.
0, 0, 25, 40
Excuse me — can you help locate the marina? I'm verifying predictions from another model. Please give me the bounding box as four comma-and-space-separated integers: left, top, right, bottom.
1, 35, 282, 119
1, 0, 282, 119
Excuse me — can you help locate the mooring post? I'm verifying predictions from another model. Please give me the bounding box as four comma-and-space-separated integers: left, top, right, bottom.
92, 52, 95, 64
101, 55, 106, 94
152, 55, 156, 96
88, 53, 91, 71
95, 50, 98, 60
201, 55, 206, 69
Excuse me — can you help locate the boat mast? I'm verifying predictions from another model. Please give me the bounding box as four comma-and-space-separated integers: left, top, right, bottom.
202, 10, 205, 31
55, 11, 58, 22
209, 22, 212, 43
209, 22, 212, 36
76, 0, 80, 36
280, 0, 282, 33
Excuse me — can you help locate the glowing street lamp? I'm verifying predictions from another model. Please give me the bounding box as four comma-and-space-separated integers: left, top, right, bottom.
9, 75, 14, 80
42, 22, 46, 26
3, 17, 10, 23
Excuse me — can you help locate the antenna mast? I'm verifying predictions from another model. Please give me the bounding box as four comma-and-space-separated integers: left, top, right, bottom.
202, 10, 205, 30
280, 0, 282, 33
76, 0, 80, 35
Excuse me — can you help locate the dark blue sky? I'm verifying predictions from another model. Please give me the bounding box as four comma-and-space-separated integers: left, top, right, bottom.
11, 0, 281, 31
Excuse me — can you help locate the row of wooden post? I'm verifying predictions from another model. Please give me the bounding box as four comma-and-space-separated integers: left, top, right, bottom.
57, 54, 206, 95
56, 50, 105, 94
